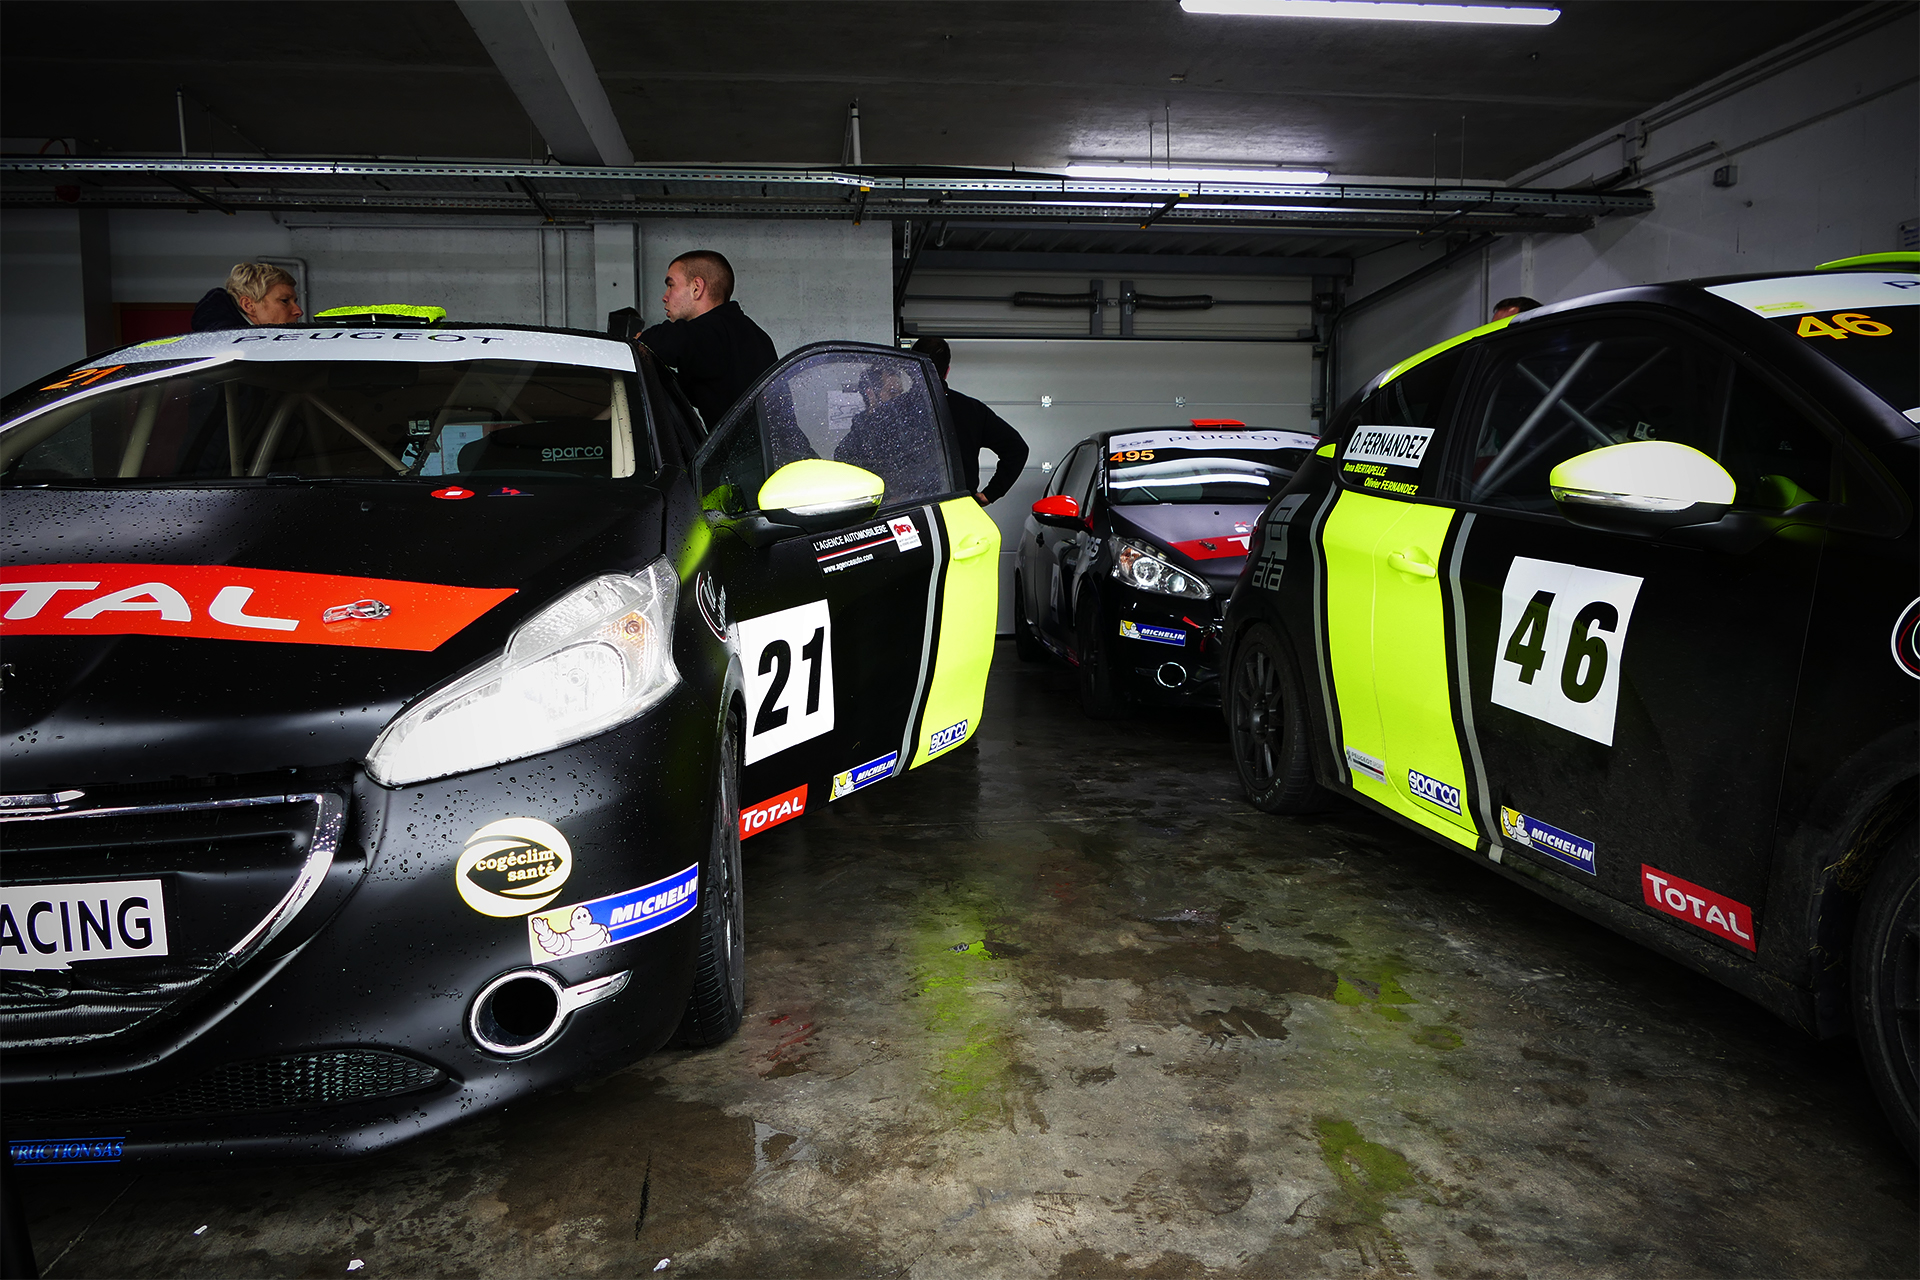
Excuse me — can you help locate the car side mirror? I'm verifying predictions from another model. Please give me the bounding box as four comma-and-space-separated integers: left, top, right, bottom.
756, 459, 886, 532
1031, 494, 1086, 529
1550, 441, 1735, 532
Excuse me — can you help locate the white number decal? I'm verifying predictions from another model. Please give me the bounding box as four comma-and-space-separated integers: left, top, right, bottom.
737, 600, 834, 764
1490, 557, 1642, 746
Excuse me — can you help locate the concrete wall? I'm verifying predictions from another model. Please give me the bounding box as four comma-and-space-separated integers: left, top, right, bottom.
1, 211, 893, 394
1, 210, 88, 394
1336, 8, 1920, 400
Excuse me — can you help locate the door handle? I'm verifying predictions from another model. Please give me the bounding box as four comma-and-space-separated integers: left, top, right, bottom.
954, 535, 994, 561
1387, 549, 1438, 579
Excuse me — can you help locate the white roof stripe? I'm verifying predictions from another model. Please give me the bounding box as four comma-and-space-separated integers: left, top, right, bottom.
103, 327, 636, 372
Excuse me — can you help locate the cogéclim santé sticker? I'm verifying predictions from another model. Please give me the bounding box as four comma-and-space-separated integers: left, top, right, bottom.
456, 817, 574, 917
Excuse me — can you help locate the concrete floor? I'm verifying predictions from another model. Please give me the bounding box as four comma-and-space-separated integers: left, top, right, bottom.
18, 643, 1918, 1279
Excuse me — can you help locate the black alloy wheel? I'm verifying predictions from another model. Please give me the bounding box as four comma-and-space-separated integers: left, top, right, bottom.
674, 710, 747, 1048
1229, 623, 1333, 814
1013, 573, 1046, 663
1075, 590, 1127, 719
1853, 822, 1918, 1159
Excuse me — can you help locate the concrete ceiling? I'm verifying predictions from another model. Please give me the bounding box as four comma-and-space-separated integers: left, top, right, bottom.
0, 1, 1861, 181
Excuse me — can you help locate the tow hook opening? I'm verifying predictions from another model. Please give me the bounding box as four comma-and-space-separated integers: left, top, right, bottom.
470, 970, 565, 1056
1156, 662, 1188, 688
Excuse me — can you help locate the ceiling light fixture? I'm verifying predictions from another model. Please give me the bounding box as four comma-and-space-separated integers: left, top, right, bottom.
1064, 164, 1330, 185
1180, 0, 1559, 25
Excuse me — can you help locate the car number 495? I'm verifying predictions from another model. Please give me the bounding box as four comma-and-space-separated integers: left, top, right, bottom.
1489, 557, 1643, 747
736, 600, 835, 765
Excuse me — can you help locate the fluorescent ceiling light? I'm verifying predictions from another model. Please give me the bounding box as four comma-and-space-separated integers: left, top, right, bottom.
1180, 0, 1559, 25
1065, 164, 1330, 185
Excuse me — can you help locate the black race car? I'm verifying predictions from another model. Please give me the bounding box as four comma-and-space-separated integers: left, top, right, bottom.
1222, 256, 1919, 1154
1013, 422, 1315, 716
0, 314, 999, 1165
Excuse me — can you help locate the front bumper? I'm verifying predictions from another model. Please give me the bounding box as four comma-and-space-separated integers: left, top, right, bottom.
1, 683, 715, 1165
1106, 587, 1225, 704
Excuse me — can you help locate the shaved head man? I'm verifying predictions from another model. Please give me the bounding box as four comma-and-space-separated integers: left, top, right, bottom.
634, 249, 777, 427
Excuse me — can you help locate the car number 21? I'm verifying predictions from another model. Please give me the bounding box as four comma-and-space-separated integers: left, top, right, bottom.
1489, 557, 1642, 747
736, 600, 834, 764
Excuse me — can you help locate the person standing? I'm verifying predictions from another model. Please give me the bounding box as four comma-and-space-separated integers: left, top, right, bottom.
911, 336, 1028, 505
633, 250, 778, 429
192, 262, 302, 331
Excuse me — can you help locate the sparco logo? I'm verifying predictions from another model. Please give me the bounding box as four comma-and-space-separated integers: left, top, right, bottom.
1407, 769, 1461, 814
1344, 425, 1434, 470
456, 817, 573, 916
542, 446, 605, 461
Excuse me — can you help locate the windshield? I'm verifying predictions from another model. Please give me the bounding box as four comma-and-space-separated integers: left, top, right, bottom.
1104, 429, 1312, 505
1766, 303, 1917, 421
1, 358, 642, 485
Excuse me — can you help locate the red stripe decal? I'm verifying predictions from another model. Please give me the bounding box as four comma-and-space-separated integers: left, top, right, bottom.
1167, 536, 1252, 561
0, 564, 515, 652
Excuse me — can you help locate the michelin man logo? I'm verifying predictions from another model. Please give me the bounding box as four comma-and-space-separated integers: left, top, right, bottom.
531, 905, 610, 957
456, 818, 573, 917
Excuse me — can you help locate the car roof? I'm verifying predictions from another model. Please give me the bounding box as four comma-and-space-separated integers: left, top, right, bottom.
1366, 267, 1919, 397
1089, 425, 1321, 449
89, 321, 637, 373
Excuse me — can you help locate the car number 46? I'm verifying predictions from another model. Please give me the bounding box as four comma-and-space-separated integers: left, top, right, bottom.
736, 600, 835, 764
1489, 557, 1642, 746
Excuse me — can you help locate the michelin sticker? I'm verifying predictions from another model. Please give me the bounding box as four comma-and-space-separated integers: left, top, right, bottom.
928, 719, 969, 757
1119, 620, 1185, 647
831, 750, 899, 800
528, 863, 698, 962
1499, 807, 1596, 875
1407, 769, 1462, 815
1344, 745, 1388, 785
457, 818, 573, 917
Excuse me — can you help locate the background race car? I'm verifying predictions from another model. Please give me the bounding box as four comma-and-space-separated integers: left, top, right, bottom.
1015, 421, 1315, 717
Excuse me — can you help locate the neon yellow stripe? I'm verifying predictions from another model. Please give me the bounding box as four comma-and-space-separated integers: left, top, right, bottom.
1815, 252, 1920, 271
1321, 491, 1396, 804
1368, 503, 1474, 845
315, 304, 448, 321
1379, 316, 1511, 386
910, 497, 1001, 767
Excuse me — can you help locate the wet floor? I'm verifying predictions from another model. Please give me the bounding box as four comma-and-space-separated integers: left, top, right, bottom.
17, 643, 1917, 1279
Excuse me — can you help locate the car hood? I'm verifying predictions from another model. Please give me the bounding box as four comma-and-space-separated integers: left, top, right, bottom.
0, 483, 665, 789
1109, 503, 1269, 589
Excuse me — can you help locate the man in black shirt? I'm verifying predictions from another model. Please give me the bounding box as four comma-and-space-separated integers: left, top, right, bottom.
911, 336, 1029, 505
633, 250, 778, 429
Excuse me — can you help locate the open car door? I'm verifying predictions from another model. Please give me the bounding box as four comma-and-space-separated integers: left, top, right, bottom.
690, 343, 1000, 836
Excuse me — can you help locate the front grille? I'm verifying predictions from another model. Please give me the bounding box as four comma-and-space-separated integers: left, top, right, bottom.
8, 1050, 445, 1124
1, 792, 342, 1049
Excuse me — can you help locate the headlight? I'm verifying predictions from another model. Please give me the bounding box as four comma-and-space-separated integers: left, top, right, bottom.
367, 560, 681, 787
1110, 538, 1211, 599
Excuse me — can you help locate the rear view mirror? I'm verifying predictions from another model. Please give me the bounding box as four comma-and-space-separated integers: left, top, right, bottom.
757, 459, 886, 531
1550, 441, 1735, 531
1031, 494, 1085, 529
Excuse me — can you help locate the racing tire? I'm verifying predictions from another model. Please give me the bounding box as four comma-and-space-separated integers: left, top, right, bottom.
673, 710, 746, 1049
1075, 592, 1128, 720
1012, 574, 1046, 663
1229, 623, 1334, 814
1852, 822, 1918, 1160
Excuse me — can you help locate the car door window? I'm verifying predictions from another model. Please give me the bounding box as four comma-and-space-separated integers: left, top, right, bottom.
1720, 366, 1836, 510
1337, 349, 1464, 500
1460, 320, 1726, 514
697, 349, 955, 514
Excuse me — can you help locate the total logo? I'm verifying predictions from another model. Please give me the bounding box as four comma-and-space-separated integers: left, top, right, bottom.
456, 817, 574, 916
739, 784, 806, 840
0, 564, 512, 652
1641, 865, 1755, 951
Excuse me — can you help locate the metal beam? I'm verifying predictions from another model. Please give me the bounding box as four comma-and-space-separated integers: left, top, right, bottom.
456, 1, 632, 167
915, 251, 1351, 277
